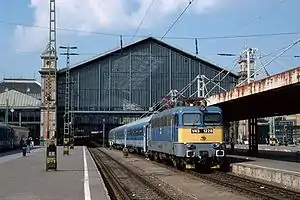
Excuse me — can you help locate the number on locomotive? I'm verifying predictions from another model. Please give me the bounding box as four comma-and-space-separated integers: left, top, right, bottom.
191, 128, 213, 134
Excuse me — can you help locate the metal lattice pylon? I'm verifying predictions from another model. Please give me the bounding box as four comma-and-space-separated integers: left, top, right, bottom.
41, 0, 58, 171
59, 46, 78, 153
63, 64, 70, 154
70, 76, 75, 149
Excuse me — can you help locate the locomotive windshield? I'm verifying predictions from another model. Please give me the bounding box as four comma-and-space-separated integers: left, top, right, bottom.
203, 113, 222, 125
182, 113, 201, 125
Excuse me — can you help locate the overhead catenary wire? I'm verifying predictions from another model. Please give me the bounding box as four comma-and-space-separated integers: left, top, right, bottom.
140, 38, 300, 114
236, 38, 300, 87
204, 39, 300, 96
160, 0, 194, 40
239, 0, 286, 34
255, 53, 270, 77
208, 0, 286, 83
2, 20, 299, 41
131, 0, 155, 42
143, 40, 299, 114
13, 50, 300, 59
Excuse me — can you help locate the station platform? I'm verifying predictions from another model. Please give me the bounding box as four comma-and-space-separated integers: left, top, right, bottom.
226, 144, 300, 152
228, 155, 300, 191
226, 144, 300, 163
0, 146, 110, 200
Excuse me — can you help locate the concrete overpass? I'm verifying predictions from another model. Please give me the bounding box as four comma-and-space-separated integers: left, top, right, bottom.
206, 66, 300, 154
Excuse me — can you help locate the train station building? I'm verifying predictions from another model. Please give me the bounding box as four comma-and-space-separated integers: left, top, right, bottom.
56, 37, 239, 143
0, 78, 41, 144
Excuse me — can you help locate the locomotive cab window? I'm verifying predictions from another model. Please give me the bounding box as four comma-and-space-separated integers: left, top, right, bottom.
182, 113, 201, 125
203, 113, 222, 125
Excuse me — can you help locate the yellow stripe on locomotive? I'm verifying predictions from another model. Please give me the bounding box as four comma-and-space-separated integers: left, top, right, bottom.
178, 126, 224, 143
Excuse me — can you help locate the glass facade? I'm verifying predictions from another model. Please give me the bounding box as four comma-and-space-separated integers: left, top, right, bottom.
56, 38, 238, 139
0, 109, 40, 123
58, 39, 237, 112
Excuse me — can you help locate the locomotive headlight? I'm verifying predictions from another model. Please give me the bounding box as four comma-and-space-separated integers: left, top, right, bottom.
186, 144, 196, 150
212, 143, 220, 149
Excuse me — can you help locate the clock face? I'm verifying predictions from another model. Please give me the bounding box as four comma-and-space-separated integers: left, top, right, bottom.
46, 61, 51, 66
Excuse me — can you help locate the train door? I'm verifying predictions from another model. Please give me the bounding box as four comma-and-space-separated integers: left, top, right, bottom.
124, 129, 127, 148
172, 114, 178, 141
171, 116, 174, 141
113, 132, 117, 144
143, 125, 147, 153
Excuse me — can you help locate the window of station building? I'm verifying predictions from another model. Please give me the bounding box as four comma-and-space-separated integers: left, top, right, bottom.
27, 111, 35, 122
0, 127, 9, 140
0, 111, 5, 121
12, 111, 19, 122
203, 113, 222, 125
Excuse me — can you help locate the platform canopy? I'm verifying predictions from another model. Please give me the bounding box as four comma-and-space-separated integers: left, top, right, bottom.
0, 89, 41, 109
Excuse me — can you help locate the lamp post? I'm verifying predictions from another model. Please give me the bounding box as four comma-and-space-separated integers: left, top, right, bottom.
5, 98, 8, 123
10, 108, 14, 122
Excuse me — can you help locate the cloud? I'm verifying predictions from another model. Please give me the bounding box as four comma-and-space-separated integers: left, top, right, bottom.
14, 0, 225, 51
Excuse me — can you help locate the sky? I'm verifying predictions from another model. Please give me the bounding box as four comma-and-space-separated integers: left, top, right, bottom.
0, 0, 299, 82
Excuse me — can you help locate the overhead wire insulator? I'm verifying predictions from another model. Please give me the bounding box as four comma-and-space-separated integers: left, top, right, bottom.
195, 38, 198, 55
120, 35, 123, 51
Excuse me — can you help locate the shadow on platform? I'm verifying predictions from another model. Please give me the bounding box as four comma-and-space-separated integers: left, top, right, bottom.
0, 147, 40, 158
227, 156, 255, 164
56, 169, 101, 173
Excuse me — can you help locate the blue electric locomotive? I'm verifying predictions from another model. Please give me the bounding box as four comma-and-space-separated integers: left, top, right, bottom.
108, 105, 227, 170
148, 106, 226, 169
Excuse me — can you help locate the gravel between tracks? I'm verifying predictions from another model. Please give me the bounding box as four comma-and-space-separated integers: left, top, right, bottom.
99, 148, 251, 200
89, 148, 191, 200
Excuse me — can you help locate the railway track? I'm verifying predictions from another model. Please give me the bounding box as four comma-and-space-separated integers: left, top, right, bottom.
187, 170, 300, 200
89, 148, 185, 200
115, 149, 300, 200
89, 143, 300, 200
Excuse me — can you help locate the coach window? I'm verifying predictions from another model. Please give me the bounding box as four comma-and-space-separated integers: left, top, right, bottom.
157, 118, 161, 127
162, 117, 166, 127
0, 128, 3, 140
203, 113, 222, 125
152, 119, 156, 127
167, 116, 171, 126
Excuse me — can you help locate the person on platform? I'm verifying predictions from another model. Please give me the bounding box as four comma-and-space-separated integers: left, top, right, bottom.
19, 138, 26, 149
109, 140, 113, 150
29, 137, 34, 148
26, 137, 31, 153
